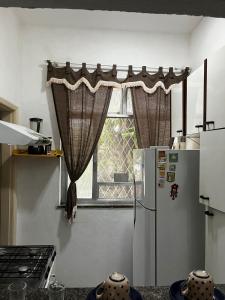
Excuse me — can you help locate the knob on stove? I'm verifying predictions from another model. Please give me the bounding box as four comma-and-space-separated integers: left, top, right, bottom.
0, 249, 7, 256
18, 266, 29, 273
29, 249, 38, 256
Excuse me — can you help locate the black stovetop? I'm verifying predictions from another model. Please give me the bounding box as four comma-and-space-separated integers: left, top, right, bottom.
0, 245, 56, 288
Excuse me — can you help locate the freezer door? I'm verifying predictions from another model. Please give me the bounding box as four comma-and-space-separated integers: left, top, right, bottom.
133, 149, 144, 203
133, 199, 156, 286
143, 149, 156, 209
156, 150, 205, 286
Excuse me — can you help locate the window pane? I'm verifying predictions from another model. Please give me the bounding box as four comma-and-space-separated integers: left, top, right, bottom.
74, 157, 93, 199
108, 88, 122, 114
126, 88, 133, 115
99, 184, 134, 200
97, 118, 137, 200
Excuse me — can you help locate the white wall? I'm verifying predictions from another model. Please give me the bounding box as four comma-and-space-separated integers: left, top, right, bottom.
16, 159, 133, 286
14, 22, 189, 287
0, 8, 21, 106
190, 17, 225, 69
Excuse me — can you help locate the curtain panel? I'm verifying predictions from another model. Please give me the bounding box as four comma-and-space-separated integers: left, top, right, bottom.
47, 61, 189, 222
48, 62, 114, 222
122, 66, 188, 148
132, 87, 171, 148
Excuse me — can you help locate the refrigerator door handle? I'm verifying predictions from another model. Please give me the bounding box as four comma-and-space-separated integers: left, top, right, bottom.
136, 200, 157, 211
134, 198, 136, 226
200, 195, 209, 201
205, 210, 214, 217
133, 177, 137, 226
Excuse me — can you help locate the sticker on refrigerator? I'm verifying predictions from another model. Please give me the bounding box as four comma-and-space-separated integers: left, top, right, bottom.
169, 153, 178, 163
158, 162, 166, 170
169, 164, 176, 172
159, 169, 166, 178
167, 172, 175, 182
170, 183, 179, 200
158, 151, 167, 162
158, 179, 165, 188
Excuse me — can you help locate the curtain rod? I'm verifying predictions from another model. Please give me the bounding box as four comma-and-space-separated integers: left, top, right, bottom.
45, 60, 188, 74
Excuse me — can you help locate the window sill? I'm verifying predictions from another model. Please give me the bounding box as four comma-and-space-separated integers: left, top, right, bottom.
57, 200, 134, 209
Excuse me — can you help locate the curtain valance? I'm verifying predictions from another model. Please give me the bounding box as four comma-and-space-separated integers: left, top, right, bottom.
47, 61, 189, 94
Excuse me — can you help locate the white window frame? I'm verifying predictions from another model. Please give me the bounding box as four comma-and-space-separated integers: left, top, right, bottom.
60, 88, 135, 207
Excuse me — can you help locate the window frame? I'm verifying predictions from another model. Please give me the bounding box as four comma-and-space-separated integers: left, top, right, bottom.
59, 88, 135, 208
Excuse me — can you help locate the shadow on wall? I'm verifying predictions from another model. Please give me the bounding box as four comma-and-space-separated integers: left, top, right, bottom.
118, 219, 133, 282
41, 64, 60, 149
15, 158, 59, 212
57, 209, 72, 252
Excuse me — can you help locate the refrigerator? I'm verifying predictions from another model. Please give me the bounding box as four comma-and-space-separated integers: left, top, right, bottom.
133, 148, 205, 286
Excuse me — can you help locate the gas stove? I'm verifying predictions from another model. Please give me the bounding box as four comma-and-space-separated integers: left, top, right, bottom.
0, 245, 56, 288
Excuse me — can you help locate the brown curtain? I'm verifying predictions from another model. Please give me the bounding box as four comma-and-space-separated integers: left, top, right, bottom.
48, 62, 114, 221
124, 66, 188, 148
124, 66, 189, 90
47, 62, 189, 220
131, 87, 171, 148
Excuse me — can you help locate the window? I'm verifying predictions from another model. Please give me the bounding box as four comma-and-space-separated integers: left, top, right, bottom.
61, 88, 137, 206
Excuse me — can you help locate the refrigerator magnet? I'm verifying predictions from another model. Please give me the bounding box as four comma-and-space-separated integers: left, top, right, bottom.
158, 151, 167, 162
158, 162, 166, 169
169, 153, 178, 163
158, 179, 165, 188
159, 169, 166, 178
169, 164, 176, 172
170, 183, 179, 200
167, 172, 175, 182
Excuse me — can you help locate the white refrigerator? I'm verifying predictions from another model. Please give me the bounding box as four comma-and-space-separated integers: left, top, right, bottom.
133, 148, 205, 286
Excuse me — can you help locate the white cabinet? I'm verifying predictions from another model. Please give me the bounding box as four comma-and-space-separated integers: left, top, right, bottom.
187, 64, 204, 135
171, 82, 182, 137
207, 46, 225, 129
200, 129, 225, 212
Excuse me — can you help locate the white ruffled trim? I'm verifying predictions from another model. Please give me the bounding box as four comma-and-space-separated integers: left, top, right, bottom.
47, 77, 121, 92
121, 80, 175, 95
47, 77, 174, 94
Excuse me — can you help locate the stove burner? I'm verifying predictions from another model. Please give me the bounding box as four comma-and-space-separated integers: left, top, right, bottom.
0, 245, 56, 288
29, 249, 38, 256
0, 249, 7, 255
18, 266, 29, 274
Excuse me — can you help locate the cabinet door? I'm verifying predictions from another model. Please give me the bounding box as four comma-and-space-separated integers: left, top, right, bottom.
207, 46, 225, 129
171, 82, 182, 137
200, 130, 225, 212
187, 64, 204, 135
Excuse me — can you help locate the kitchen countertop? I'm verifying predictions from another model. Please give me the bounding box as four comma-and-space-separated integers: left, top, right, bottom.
0, 285, 225, 300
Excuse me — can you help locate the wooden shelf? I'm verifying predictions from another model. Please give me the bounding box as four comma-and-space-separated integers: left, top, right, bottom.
12, 149, 63, 158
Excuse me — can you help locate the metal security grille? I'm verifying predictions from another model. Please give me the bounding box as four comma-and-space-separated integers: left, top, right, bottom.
96, 117, 137, 200
65, 88, 137, 204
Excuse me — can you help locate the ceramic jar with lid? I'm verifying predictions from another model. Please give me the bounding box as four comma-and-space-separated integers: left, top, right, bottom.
96, 272, 130, 300
181, 270, 214, 300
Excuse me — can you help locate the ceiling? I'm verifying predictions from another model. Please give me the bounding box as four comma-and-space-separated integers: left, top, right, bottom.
13, 8, 202, 34
1, 0, 225, 18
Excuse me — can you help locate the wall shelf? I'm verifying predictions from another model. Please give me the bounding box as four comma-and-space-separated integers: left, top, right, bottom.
12, 149, 63, 158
